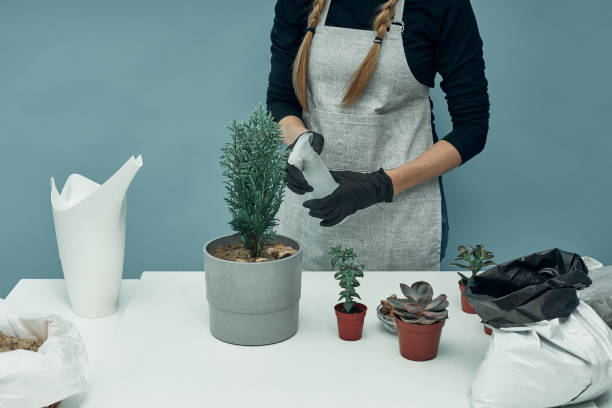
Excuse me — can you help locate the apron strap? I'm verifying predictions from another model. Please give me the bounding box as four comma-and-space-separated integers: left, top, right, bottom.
320, 1, 404, 33
320, 0, 332, 26
390, 0, 405, 34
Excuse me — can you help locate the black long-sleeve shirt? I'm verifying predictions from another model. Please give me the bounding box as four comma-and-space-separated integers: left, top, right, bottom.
267, 0, 490, 164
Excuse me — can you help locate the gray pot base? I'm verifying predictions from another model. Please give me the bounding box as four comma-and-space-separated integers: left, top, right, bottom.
208, 304, 299, 346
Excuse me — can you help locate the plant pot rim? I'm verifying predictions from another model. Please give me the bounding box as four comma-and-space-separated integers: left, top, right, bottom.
394, 316, 446, 331
334, 302, 367, 318
203, 233, 303, 265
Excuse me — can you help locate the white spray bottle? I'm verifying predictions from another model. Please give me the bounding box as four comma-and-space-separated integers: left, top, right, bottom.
288, 133, 339, 200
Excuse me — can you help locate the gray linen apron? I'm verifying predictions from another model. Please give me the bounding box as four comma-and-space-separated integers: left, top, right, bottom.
276, 0, 441, 271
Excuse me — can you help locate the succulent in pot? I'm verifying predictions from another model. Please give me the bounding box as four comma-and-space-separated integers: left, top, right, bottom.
330, 246, 366, 341
387, 281, 448, 361
451, 244, 495, 314
203, 104, 303, 346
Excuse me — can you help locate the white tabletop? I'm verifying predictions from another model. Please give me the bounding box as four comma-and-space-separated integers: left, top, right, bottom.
74, 270, 604, 408
6, 273, 609, 408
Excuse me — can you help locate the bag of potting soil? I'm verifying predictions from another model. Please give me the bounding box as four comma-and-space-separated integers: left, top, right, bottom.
464, 248, 612, 408
0, 300, 89, 408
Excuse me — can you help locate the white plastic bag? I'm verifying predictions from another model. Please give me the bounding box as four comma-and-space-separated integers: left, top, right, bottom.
0, 300, 89, 408
579, 265, 612, 328
581, 256, 604, 271
471, 301, 612, 408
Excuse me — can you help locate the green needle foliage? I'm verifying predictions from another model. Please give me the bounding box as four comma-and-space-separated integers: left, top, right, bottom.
451, 244, 496, 286
220, 104, 290, 258
330, 246, 364, 313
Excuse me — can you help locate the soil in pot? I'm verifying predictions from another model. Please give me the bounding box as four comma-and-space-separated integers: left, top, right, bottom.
1, 333, 60, 408
394, 318, 445, 361
459, 282, 476, 314
209, 241, 297, 263
334, 302, 367, 341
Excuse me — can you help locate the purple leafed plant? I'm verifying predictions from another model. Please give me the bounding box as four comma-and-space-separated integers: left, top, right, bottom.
387, 281, 448, 325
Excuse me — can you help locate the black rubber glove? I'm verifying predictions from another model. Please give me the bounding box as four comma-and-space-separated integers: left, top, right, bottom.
284, 131, 324, 194
303, 168, 394, 227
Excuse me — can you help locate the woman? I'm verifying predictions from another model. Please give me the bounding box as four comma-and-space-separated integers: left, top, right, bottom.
268, 0, 489, 270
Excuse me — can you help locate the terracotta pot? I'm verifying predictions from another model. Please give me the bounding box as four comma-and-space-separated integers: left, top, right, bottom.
334, 302, 367, 341
484, 324, 492, 335
459, 282, 476, 314
394, 317, 445, 361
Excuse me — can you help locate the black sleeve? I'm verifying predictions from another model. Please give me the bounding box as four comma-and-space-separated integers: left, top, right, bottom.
436, 0, 490, 164
266, 0, 307, 122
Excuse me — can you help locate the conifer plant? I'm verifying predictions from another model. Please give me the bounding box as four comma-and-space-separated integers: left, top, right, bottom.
203, 104, 303, 346
219, 104, 290, 258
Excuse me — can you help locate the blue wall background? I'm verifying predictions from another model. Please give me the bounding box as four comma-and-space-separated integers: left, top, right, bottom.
1, 0, 610, 296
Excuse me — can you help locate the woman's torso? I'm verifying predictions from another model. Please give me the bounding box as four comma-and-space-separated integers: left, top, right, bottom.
275, 0, 443, 271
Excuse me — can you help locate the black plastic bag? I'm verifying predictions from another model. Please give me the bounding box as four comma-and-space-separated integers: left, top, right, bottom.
464, 248, 592, 328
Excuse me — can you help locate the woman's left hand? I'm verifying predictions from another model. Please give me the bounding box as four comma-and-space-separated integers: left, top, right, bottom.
303, 168, 394, 227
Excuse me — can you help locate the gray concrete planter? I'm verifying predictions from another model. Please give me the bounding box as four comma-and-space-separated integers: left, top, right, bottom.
203, 234, 302, 346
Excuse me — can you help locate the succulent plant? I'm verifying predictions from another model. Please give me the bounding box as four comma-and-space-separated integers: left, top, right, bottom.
451, 244, 495, 286
386, 281, 448, 324
330, 246, 364, 313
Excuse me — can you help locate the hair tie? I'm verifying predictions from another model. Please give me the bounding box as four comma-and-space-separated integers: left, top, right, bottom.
374, 36, 383, 44
306, 26, 316, 35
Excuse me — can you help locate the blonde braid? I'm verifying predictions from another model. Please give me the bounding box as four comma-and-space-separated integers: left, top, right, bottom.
292, 0, 327, 112
342, 0, 399, 107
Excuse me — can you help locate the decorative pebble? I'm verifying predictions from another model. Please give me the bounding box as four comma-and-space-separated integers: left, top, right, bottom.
265, 247, 279, 258
278, 250, 294, 259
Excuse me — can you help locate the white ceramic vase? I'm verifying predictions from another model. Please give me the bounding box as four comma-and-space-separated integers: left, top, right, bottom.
50, 155, 143, 318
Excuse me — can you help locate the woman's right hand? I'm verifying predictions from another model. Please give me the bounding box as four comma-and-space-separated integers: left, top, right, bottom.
285, 131, 324, 194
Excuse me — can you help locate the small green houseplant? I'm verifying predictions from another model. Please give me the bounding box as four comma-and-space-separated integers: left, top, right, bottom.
203, 104, 303, 346
451, 245, 495, 314
452, 245, 495, 286
330, 246, 367, 341
387, 281, 448, 361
